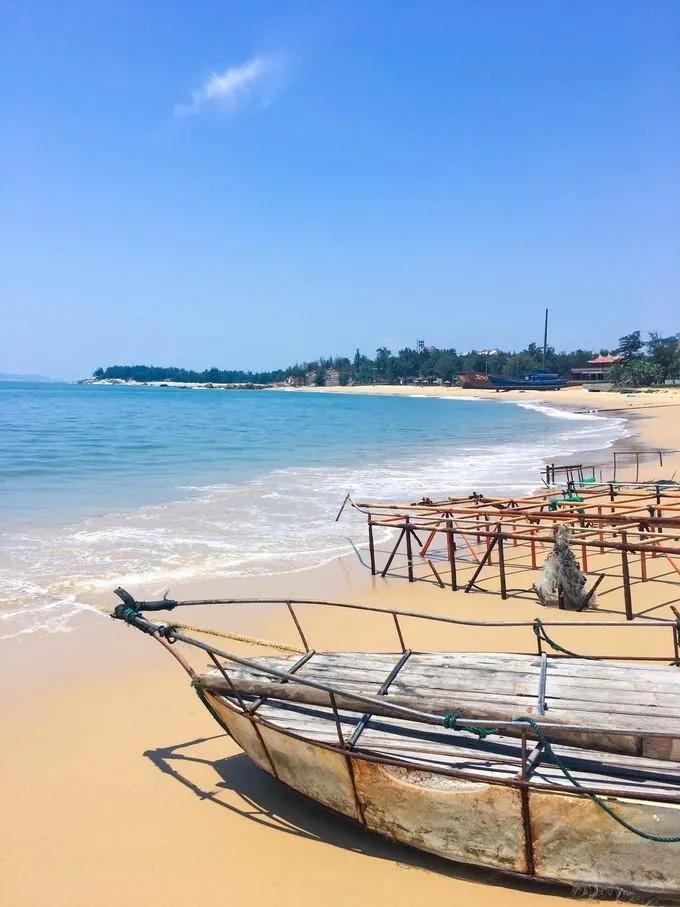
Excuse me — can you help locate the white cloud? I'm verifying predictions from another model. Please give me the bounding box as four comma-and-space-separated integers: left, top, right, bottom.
175, 55, 280, 117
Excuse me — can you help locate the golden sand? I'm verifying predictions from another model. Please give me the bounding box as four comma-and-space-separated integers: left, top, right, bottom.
2, 388, 679, 906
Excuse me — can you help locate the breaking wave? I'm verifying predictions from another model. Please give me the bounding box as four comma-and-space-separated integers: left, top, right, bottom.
0, 396, 626, 640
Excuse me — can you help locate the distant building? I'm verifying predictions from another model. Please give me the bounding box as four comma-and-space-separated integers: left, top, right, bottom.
304, 370, 317, 386
324, 368, 341, 387
570, 354, 623, 387
283, 375, 303, 387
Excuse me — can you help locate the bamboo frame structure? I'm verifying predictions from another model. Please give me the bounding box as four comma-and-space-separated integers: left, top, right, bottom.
541, 449, 680, 486
611, 449, 680, 483
345, 482, 680, 620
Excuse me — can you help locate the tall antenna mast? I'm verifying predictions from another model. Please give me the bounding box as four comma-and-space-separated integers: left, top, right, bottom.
542, 307, 549, 369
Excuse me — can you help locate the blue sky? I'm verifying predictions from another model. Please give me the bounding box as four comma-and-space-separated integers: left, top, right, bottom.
2, 1, 679, 379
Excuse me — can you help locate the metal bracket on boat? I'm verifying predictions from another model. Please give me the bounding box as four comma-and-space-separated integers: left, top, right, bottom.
111, 587, 180, 635
537, 653, 548, 716
113, 587, 179, 613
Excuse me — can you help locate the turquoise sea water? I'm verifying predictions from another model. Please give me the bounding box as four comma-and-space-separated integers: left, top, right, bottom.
0, 382, 625, 639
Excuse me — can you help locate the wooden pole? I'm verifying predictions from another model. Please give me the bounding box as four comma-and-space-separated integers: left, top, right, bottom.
368, 516, 376, 575
381, 528, 405, 577
621, 531, 634, 621
497, 530, 507, 600
405, 517, 414, 582
597, 506, 604, 553
446, 519, 458, 590
464, 531, 499, 593
427, 558, 445, 588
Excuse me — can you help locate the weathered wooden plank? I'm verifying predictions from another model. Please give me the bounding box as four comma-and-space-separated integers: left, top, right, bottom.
230, 652, 680, 697
308, 651, 677, 678
205, 661, 680, 712
202, 676, 677, 758
202, 669, 680, 728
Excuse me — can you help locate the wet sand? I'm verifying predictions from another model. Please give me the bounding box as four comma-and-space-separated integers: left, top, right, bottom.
2, 389, 679, 906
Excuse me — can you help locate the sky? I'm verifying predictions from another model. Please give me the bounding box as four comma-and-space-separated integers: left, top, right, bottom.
2, 1, 679, 379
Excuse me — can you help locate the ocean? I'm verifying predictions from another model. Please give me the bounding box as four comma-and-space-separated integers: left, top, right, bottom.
0, 382, 625, 639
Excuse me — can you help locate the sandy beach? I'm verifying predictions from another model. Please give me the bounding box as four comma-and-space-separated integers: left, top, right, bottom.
3, 387, 680, 907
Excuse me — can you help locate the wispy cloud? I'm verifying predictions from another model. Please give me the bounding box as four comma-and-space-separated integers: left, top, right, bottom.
175, 54, 282, 117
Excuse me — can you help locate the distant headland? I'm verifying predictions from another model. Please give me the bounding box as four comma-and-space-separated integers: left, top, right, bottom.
0, 372, 58, 382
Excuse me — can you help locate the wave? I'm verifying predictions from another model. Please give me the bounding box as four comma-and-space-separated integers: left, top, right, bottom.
0, 401, 626, 641
514, 401, 612, 422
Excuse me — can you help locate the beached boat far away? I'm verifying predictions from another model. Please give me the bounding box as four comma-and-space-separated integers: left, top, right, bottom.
457, 371, 568, 391
110, 590, 680, 898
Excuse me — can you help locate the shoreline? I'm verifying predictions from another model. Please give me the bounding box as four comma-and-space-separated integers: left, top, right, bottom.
1, 385, 634, 644
3, 388, 680, 906
284, 383, 680, 480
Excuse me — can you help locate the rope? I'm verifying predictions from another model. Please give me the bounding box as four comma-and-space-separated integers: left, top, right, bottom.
515, 717, 680, 843
444, 712, 680, 842
532, 617, 598, 659
443, 713, 496, 739
102, 605, 304, 654
153, 621, 304, 654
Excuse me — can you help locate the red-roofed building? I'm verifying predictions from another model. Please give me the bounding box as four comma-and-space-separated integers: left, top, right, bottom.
570, 353, 623, 388
587, 354, 624, 366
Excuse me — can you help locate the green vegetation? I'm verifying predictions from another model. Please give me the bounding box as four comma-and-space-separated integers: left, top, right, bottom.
92, 364, 282, 384
610, 331, 680, 388
93, 330, 679, 387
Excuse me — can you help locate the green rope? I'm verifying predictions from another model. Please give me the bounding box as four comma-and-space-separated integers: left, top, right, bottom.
443, 711, 680, 843
515, 717, 680, 844
443, 713, 496, 739
532, 617, 597, 659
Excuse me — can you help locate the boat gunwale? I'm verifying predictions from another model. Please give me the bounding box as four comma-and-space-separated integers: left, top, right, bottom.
118, 593, 678, 630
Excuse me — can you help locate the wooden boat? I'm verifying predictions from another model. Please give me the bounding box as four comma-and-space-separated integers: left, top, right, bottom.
458, 371, 567, 391
111, 591, 680, 896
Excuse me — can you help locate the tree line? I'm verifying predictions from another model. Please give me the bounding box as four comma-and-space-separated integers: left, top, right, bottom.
610, 331, 680, 387
93, 329, 679, 387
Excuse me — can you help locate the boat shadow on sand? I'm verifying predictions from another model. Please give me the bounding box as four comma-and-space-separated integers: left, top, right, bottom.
143, 734, 657, 904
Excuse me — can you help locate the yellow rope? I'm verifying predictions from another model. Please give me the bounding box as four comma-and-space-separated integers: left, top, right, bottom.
101, 605, 304, 654
154, 621, 304, 654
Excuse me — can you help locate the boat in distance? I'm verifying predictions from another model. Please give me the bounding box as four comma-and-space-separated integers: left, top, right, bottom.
458, 371, 568, 391
110, 590, 680, 897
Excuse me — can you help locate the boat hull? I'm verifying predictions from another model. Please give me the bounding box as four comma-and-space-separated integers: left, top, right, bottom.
458, 372, 566, 390
204, 691, 680, 896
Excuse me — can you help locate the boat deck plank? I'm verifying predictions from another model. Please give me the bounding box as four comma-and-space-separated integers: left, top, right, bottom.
233, 696, 680, 797
199, 651, 680, 740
